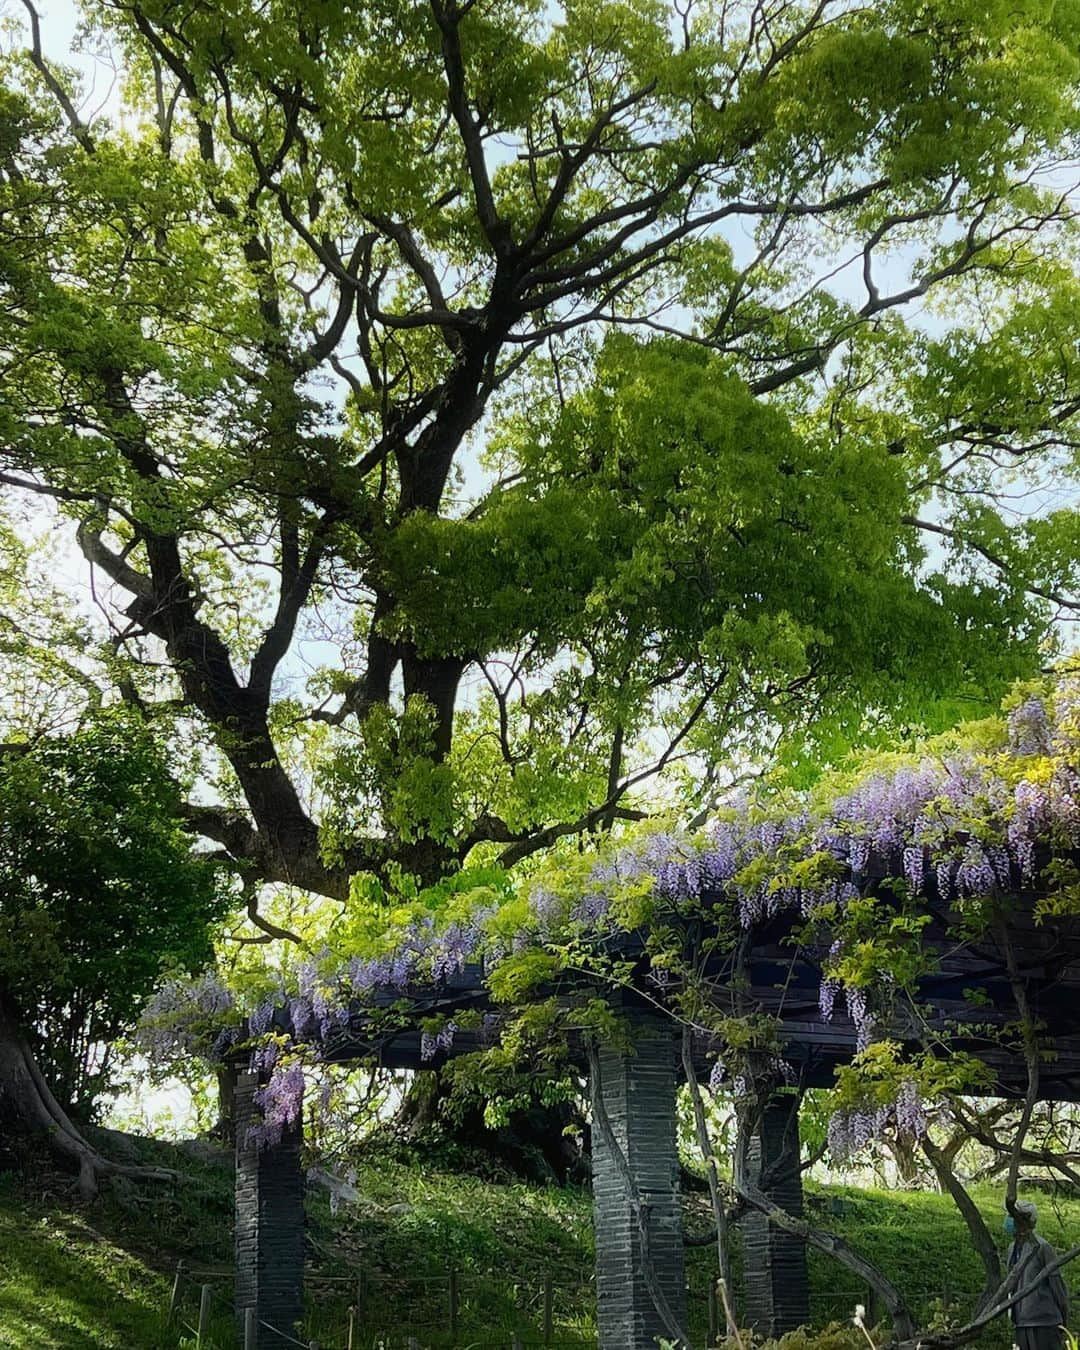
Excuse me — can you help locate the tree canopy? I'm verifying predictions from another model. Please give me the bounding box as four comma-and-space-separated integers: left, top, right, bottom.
1, 0, 1080, 917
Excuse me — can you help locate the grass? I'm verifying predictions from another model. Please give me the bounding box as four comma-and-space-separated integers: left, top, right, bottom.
803, 1181, 1080, 1339
1, 1136, 1078, 1349
0, 1134, 234, 1350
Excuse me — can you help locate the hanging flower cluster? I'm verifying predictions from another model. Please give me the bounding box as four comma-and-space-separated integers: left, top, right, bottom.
827, 1077, 929, 1162
138, 674, 1080, 1148
137, 970, 236, 1060
420, 1020, 458, 1062
248, 1063, 306, 1149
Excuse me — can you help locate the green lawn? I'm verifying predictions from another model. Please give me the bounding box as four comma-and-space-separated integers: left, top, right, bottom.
802, 1182, 1080, 1337
1, 1138, 1078, 1349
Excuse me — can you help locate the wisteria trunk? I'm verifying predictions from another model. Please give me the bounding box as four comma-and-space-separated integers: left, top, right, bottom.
394, 1068, 588, 1183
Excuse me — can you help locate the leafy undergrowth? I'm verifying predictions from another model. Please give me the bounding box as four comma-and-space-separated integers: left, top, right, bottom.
1, 1134, 1078, 1348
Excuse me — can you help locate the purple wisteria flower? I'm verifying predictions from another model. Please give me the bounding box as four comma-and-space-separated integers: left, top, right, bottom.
248, 997, 277, 1036
701, 823, 739, 889
136, 971, 238, 1060
530, 887, 564, 935
431, 922, 480, 981
956, 841, 998, 897
571, 891, 610, 925
895, 1078, 927, 1138
845, 986, 875, 1052
190, 971, 234, 1015
419, 1022, 457, 1062
250, 1041, 279, 1076
828, 1110, 853, 1160
828, 1078, 928, 1162
249, 1062, 305, 1148
903, 845, 925, 894
288, 995, 317, 1039
849, 836, 871, 875
210, 1026, 239, 1060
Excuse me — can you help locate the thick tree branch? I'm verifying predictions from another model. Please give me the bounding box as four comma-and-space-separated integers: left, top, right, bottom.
249, 510, 339, 702
430, 0, 511, 259
903, 516, 1080, 614
20, 0, 94, 150
910, 1243, 1080, 1350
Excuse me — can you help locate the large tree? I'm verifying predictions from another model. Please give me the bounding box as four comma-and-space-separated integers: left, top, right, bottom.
1, 0, 1079, 921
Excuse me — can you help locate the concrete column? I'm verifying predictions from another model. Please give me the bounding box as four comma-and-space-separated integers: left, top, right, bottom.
235, 1070, 305, 1348
592, 1014, 687, 1350
741, 1097, 810, 1336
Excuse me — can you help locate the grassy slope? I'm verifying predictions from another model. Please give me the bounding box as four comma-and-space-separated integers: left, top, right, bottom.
1, 1138, 1078, 1349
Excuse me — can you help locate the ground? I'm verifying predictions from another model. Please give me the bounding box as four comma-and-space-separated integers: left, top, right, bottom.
0, 1133, 1076, 1348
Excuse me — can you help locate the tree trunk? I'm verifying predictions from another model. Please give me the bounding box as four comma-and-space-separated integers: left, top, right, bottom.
0, 997, 178, 1199
215, 1062, 238, 1145
922, 1135, 1002, 1311
392, 1069, 588, 1184
887, 1131, 925, 1187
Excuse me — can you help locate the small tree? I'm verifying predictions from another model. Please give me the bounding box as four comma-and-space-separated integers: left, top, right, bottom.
0, 712, 227, 1190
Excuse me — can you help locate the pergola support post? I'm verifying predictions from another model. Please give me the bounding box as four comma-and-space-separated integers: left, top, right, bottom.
235, 1070, 305, 1349
592, 1012, 687, 1350
741, 1096, 810, 1337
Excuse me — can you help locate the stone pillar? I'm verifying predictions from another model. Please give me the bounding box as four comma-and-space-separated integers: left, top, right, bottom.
235, 1070, 305, 1349
592, 1015, 687, 1350
741, 1098, 810, 1337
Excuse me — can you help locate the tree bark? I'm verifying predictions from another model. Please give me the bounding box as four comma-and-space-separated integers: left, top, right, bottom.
922, 1134, 1002, 1310
681, 1028, 735, 1333
886, 1131, 924, 1187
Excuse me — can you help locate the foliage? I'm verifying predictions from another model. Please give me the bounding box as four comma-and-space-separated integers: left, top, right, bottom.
0, 712, 227, 1113
0, 0, 1078, 919
0, 515, 105, 737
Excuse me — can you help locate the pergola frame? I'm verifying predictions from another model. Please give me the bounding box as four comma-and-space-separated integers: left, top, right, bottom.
232, 894, 1080, 1349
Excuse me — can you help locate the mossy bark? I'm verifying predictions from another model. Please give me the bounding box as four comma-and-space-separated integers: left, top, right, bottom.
394, 1069, 588, 1184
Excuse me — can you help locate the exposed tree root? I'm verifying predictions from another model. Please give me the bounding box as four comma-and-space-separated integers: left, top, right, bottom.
0, 1000, 181, 1200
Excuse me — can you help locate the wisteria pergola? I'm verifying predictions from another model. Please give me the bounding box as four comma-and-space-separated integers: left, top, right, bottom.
232, 882, 1080, 1350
